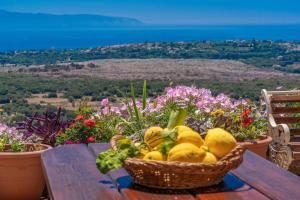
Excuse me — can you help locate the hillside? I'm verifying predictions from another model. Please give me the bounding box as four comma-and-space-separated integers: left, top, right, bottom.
1, 41, 300, 73
0, 10, 143, 30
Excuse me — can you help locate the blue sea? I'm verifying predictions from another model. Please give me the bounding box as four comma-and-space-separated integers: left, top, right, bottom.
0, 25, 299, 51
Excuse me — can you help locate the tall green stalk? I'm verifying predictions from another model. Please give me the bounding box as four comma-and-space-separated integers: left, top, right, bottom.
130, 81, 142, 129
142, 80, 147, 112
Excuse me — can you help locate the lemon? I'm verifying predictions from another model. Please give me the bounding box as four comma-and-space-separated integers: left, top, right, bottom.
202, 152, 218, 164
144, 127, 165, 148
168, 143, 206, 163
200, 145, 218, 164
134, 143, 149, 158
174, 125, 193, 134
143, 151, 164, 161
204, 128, 237, 159
176, 130, 204, 147
163, 128, 170, 132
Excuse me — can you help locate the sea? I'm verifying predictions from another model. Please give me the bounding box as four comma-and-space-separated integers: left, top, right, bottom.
0, 25, 299, 52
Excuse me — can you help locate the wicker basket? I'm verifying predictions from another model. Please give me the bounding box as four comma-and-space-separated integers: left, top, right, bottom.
111, 134, 245, 189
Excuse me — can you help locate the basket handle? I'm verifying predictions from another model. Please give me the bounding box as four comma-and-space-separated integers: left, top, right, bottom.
110, 134, 126, 151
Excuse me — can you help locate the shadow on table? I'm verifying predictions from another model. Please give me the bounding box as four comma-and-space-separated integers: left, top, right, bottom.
99, 170, 248, 195
191, 172, 251, 194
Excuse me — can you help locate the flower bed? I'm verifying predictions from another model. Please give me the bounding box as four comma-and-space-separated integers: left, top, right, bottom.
86, 85, 267, 144
0, 84, 267, 147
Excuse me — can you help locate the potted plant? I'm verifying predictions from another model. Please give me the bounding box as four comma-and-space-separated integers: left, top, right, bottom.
231, 105, 271, 158
203, 103, 271, 158
0, 123, 51, 200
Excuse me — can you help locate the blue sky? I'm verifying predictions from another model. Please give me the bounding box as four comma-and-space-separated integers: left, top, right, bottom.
0, 0, 299, 25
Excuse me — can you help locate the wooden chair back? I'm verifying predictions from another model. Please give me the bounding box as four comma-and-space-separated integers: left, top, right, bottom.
262, 89, 300, 140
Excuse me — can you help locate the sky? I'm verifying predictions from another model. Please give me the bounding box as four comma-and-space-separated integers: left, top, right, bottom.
0, 0, 299, 25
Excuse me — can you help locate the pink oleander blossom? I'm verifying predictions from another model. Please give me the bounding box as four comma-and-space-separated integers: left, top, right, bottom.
100, 98, 109, 107
93, 85, 248, 118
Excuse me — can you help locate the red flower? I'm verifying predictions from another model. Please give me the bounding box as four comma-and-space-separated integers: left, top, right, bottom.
86, 136, 95, 143
84, 119, 96, 127
75, 114, 84, 121
240, 118, 253, 127
241, 108, 251, 118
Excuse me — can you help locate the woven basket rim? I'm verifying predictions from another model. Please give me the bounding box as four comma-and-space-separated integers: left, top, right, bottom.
126, 145, 243, 166
111, 134, 245, 167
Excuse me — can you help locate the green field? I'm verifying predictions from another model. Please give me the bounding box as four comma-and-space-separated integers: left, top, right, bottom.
1, 72, 299, 121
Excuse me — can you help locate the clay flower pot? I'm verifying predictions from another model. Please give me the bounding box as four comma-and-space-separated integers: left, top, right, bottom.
0, 143, 51, 200
238, 136, 272, 159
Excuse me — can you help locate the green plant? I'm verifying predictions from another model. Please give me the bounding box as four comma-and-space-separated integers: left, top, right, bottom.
55, 114, 98, 145
0, 133, 25, 152
209, 104, 268, 142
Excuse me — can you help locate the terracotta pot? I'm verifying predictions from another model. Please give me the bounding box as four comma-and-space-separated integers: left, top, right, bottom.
238, 136, 272, 159
0, 143, 51, 200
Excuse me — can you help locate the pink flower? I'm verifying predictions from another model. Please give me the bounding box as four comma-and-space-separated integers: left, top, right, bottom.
110, 106, 121, 114
100, 98, 109, 107
102, 107, 110, 115
65, 140, 75, 144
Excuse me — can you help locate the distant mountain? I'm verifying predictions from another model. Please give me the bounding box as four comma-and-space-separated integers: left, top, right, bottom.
0, 10, 143, 30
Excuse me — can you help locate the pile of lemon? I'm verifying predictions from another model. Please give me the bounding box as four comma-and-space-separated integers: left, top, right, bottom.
140, 126, 237, 164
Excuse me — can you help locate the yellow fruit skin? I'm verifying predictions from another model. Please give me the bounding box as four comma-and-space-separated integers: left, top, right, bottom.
136, 148, 149, 159
174, 125, 193, 134
200, 145, 209, 152
204, 128, 237, 158
202, 152, 218, 164
168, 143, 206, 163
134, 143, 149, 158
144, 127, 164, 148
143, 151, 164, 161
176, 130, 204, 147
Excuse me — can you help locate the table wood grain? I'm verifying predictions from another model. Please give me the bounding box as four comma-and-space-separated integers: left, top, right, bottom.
41, 144, 121, 200
42, 143, 300, 200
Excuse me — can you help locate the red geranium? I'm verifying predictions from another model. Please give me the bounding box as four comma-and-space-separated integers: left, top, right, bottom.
75, 114, 84, 121
240, 118, 253, 127
84, 119, 96, 127
86, 136, 95, 143
241, 108, 251, 118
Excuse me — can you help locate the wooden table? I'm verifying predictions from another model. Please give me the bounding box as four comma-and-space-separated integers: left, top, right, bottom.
41, 143, 300, 200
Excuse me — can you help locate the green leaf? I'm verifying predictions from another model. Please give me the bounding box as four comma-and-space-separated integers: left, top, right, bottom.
96, 141, 141, 174
158, 140, 176, 155
117, 138, 132, 150
167, 109, 187, 130
130, 81, 141, 129
142, 80, 147, 111
96, 149, 128, 174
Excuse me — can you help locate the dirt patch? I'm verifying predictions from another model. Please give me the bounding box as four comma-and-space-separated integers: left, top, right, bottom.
3, 59, 299, 81
46, 59, 300, 81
